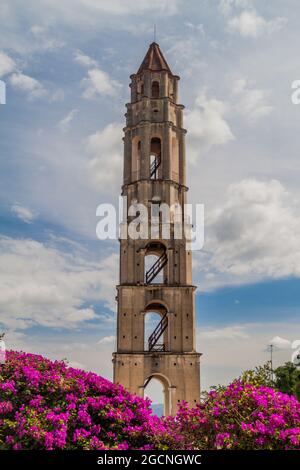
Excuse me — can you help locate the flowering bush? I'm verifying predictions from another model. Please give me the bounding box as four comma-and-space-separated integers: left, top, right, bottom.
163, 381, 300, 450
0, 351, 165, 450
1, 351, 300, 450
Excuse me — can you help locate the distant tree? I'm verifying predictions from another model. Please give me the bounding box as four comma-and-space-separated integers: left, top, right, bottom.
238, 361, 300, 400
274, 362, 300, 397
239, 361, 274, 388
295, 382, 300, 401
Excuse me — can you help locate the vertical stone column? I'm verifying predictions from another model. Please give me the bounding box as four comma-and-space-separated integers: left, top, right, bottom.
140, 124, 150, 179
123, 132, 132, 184
144, 71, 151, 97
162, 124, 171, 180
173, 77, 179, 103
163, 99, 170, 122
167, 247, 174, 284
162, 72, 168, 97
179, 132, 186, 186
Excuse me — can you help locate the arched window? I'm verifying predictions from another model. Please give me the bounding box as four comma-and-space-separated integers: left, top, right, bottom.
144, 301, 168, 352
144, 242, 167, 284
150, 137, 161, 179
151, 81, 160, 98
145, 254, 162, 283
144, 377, 165, 416
144, 312, 162, 351
143, 373, 171, 416
151, 137, 161, 155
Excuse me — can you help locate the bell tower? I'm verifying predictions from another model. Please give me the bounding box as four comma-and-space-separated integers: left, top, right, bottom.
112, 43, 201, 415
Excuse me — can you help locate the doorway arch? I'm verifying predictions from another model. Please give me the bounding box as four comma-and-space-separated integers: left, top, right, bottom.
143, 373, 171, 415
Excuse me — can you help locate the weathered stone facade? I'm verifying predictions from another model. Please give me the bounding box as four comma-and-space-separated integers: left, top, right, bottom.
113, 43, 201, 416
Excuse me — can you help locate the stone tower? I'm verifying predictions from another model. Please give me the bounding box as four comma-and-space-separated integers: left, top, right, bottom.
112, 42, 201, 416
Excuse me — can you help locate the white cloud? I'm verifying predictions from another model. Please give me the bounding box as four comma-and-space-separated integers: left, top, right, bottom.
98, 335, 115, 344
0, 50, 16, 77
184, 22, 205, 35
53, 0, 181, 16
166, 38, 207, 78
185, 90, 234, 161
219, 0, 250, 16
81, 68, 121, 99
232, 78, 273, 120
11, 204, 37, 224
29, 24, 64, 50
50, 88, 65, 102
269, 336, 292, 350
0, 236, 118, 330
58, 109, 78, 132
228, 10, 286, 37
202, 179, 300, 285
86, 122, 122, 188
201, 325, 249, 340
74, 50, 98, 68
9, 72, 46, 100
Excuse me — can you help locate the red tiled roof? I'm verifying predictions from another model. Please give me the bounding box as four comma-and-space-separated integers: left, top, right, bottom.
137, 42, 172, 74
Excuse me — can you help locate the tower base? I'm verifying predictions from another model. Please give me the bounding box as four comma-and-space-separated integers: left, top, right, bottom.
113, 351, 201, 416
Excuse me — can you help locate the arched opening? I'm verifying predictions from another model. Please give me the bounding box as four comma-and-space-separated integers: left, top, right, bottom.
144, 242, 167, 284
143, 373, 171, 415
144, 312, 162, 350
144, 301, 168, 352
145, 254, 163, 283
144, 378, 165, 416
150, 137, 161, 180
151, 81, 160, 98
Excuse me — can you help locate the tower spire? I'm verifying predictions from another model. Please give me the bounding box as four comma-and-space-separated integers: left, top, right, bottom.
137, 42, 172, 74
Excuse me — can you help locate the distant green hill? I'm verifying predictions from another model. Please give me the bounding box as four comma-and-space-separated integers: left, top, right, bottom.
151, 403, 164, 416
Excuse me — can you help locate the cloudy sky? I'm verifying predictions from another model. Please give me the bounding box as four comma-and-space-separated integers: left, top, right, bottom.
0, 0, 300, 402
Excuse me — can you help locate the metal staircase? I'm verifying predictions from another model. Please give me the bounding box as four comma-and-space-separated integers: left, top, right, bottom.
148, 313, 168, 351
150, 154, 161, 179
145, 252, 167, 284
143, 376, 152, 388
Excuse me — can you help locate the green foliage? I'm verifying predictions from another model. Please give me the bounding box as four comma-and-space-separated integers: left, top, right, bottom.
236, 361, 300, 400
295, 382, 300, 401
240, 361, 274, 388
274, 362, 300, 398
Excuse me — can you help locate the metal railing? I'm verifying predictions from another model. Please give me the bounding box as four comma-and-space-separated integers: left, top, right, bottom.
145, 252, 167, 284
150, 154, 161, 179
148, 313, 168, 351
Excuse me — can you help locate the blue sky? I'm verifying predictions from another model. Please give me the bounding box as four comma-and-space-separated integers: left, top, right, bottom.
0, 0, 300, 399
